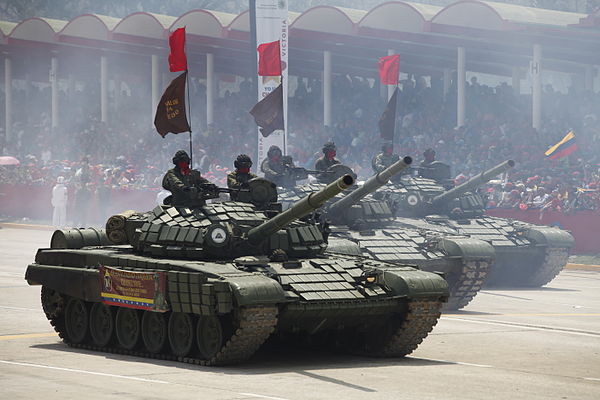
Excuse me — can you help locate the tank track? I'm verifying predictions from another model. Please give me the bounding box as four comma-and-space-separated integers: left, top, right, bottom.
42, 289, 278, 366
522, 247, 570, 287
443, 259, 491, 311
375, 299, 443, 357
486, 247, 570, 287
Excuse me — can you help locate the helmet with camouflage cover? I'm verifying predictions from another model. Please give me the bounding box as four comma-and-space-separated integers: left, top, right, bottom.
172, 150, 191, 165
234, 154, 253, 169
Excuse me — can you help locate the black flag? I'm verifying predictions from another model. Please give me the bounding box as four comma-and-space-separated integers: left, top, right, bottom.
249, 84, 284, 137
154, 71, 190, 138
378, 87, 399, 141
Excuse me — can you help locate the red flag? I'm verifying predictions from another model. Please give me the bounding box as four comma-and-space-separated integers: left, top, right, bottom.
257, 40, 281, 76
169, 27, 187, 72
378, 54, 400, 85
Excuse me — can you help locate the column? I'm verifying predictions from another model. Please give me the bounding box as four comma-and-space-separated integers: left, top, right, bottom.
457, 46, 466, 128
151, 54, 159, 122
51, 55, 59, 129
206, 53, 214, 127
4, 55, 11, 144
512, 67, 521, 95
443, 68, 451, 99
323, 50, 332, 127
100, 55, 108, 123
532, 44, 542, 131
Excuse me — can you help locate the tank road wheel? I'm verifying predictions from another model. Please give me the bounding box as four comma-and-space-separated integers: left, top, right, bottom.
89, 303, 114, 347
65, 298, 89, 344
141, 311, 167, 354
41, 286, 65, 319
196, 315, 223, 360
115, 308, 141, 350
168, 312, 195, 357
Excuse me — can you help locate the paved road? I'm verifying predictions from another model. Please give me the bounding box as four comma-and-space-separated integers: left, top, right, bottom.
1, 227, 599, 400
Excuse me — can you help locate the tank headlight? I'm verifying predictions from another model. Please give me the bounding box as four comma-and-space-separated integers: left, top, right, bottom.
366, 275, 376, 283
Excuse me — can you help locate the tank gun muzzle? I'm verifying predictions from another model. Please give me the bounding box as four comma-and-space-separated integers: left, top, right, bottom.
247, 174, 354, 244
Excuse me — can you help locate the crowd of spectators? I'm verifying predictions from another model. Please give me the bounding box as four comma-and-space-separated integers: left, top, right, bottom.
1, 69, 600, 222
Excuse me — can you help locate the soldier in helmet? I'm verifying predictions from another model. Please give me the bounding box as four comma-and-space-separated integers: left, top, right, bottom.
228, 154, 257, 199
420, 148, 436, 168
314, 142, 340, 183
162, 150, 215, 206
372, 142, 400, 174
260, 145, 287, 186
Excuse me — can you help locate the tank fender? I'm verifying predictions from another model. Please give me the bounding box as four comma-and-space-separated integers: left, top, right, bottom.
437, 238, 495, 261
524, 227, 575, 249
25, 264, 101, 302
375, 267, 448, 299
225, 274, 287, 306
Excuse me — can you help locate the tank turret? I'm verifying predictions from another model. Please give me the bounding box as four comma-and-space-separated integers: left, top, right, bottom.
327, 156, 412, 219
386, 159, 515, 217
248, 174, 354, 244
431, 160, 515, 207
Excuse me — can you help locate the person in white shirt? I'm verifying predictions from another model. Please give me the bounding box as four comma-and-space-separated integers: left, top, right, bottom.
51, 176, 68, 228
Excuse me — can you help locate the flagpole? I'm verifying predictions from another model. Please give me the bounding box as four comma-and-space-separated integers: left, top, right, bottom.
186, 70, 193, 167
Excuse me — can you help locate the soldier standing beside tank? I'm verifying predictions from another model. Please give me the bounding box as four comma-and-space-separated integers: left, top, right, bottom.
228, 154, 257, 200
372, 142, 400, 174
260, 145, 287, 186
162, 150, 215, 206
314, 142, 340, 183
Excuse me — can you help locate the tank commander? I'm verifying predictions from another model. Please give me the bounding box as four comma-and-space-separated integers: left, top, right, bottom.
314, 142, 340, 183
372, 142, 400, 174
420, 148, 436, 167
228, 154, 257, 200
162, 150, 216, 206
260, 145, 287, 186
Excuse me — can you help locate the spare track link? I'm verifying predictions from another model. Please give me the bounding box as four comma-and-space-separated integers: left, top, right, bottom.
43, 292, 278, 366
377, 299, 442, 357
443, 259, 491, 311
526, 247, 570, 287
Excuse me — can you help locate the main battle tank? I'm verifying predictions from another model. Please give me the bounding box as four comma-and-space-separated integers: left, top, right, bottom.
278, 158, 495, 310
374, 160, 575, 286
25, 175, 448, 366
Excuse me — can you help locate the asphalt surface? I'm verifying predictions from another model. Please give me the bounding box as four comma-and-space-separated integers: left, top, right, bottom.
1, 226, 599, 400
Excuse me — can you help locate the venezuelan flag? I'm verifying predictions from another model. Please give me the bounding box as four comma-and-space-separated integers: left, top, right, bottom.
545, 131, 577, 160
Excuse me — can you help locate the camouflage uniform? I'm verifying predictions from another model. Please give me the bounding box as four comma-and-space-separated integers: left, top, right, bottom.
162, 168, 211, 206
314, 157, 340, 183
260, 157, 287, 186
227, 171, 257, 190
372, 152, 400, 173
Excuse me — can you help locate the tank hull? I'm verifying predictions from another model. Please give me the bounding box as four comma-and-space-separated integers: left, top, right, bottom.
26, 245, 447, 365
279, 185, 495, 310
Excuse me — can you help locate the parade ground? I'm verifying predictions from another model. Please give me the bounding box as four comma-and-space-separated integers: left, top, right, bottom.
1, 226, 599, 400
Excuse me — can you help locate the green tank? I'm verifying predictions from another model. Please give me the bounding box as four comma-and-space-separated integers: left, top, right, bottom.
25, 175, 448, 366
278, 158, 495, 311
374, 160, 575, 287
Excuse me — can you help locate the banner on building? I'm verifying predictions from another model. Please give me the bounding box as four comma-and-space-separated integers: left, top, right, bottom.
99, 266, 168, 312
255, 0, 288, 168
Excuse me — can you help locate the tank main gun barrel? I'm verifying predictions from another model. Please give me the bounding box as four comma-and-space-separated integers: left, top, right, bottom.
431, 159, 515, 207
247, 174, 355, 244
327, 156, 412, 217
